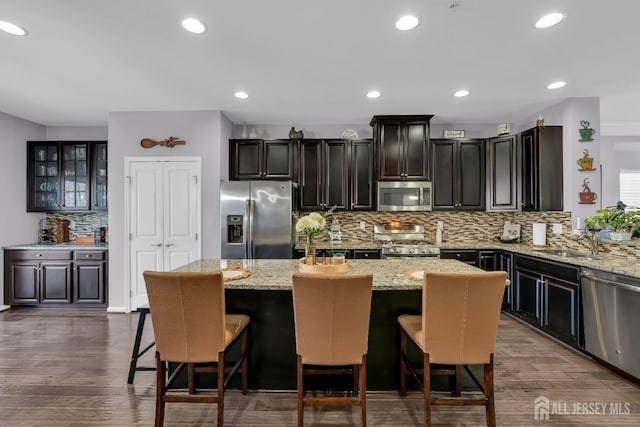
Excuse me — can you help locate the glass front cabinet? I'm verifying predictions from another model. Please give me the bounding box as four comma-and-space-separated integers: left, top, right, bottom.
27, 141, 107, 212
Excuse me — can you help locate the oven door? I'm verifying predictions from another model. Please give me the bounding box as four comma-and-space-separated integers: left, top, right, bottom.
377, 181, 431, 211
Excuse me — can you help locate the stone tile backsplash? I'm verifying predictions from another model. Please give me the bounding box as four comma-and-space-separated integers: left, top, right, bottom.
44, 212, 108, 241
304, 210, 639, 258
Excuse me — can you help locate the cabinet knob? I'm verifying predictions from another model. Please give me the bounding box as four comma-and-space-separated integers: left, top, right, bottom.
37, 253, 43, 257
85, 254, 92, 258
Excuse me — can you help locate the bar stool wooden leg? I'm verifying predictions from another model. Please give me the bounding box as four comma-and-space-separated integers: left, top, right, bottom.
297, 355, 304, 427
399, 327, 407, 396
188, 363, 195, 394
485, 355, 496, 427
360, 355, 367, 427
217, 351, 225, 427
155, 352, 166, 427
424, 353, 431, 427
241, 328, 248, 395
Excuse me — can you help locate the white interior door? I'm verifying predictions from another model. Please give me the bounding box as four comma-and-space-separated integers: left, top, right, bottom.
127, 158, 201, 310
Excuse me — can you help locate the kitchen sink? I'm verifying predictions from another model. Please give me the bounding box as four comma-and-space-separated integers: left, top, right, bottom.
537, 249, 594, 259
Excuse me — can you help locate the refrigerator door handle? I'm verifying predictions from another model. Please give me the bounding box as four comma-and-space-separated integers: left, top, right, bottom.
246, 199, 255, 259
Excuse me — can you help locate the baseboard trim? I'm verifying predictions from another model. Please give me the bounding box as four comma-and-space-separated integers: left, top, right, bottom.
107, 306, 127, 313
0, 305, 10, 312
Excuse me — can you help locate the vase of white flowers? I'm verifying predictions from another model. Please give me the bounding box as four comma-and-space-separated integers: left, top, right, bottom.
295, 212, 326, 265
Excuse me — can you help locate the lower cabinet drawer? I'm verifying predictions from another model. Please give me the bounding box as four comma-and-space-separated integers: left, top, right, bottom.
10, 250, 73, 261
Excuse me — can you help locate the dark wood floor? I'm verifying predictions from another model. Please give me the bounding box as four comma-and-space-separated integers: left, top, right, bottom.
0, 308, 639, 426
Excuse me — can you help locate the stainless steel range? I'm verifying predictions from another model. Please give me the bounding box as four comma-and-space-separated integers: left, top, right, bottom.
374, 222, 440, 258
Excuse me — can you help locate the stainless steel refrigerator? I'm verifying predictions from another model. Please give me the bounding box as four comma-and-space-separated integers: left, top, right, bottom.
220, 181, 295, 259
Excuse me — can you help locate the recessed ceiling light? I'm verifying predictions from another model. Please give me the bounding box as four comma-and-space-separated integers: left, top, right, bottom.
234, 91, 249, 99
367, 91, 381, 99
0, 20, 28, 36
546, 81, 566, 90
535, 12, 566, 29
181, 18, 206, 34
395, 15, 419, 31
454, 90, 469, 97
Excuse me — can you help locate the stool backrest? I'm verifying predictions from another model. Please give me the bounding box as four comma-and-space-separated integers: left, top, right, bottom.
292, 272, 373, 365
143, 271, 226, 363
422, 271, 507, 365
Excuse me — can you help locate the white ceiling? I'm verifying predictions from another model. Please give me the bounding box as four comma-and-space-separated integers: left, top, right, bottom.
1, 0, 639, 132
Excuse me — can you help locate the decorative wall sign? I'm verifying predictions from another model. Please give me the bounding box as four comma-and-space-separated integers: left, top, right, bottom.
578, 178, 597, 204
579, 120, 595, 141
140, 137, 186, 148
577, 149, 596, 171
443, 129, 465, 138
497, 123, 511, 135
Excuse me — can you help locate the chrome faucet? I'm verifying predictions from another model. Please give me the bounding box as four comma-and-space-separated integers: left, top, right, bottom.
577, 228, 600, 255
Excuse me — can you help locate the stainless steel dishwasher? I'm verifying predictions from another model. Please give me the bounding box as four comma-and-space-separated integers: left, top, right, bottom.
581, 268, 640, 379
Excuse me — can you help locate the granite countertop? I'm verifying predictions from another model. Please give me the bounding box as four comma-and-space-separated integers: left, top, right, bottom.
3, 242, 109, 250
173, 258, 482, 291
308, 240, 640, 278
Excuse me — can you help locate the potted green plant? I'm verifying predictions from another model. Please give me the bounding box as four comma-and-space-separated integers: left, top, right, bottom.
608, 211, 640, 241
585, 208, 640, 241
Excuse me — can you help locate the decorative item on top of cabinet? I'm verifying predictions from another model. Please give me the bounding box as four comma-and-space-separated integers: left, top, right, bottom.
288, 127, 304, 140
579, 120, 595, 142
536, 113, 544, 129
370, 115, 433, 180
240, 122, 248, 139
431, 138, 485, 210
578, 178, 597, 205
140, 137, 185, 148
248, 127, 258, 139
443, 129, 465, 138
520, 126, 563, 211
487, 134, 518, 211
497, 123, 511, 136
577, 149, 596, 171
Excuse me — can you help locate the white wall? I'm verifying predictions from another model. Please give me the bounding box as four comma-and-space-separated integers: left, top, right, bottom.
0, 112, 46, 309
107, 110, 230, 312
46, 126, 108, 140
515, 97, 601, 227
600, 136, 640, 207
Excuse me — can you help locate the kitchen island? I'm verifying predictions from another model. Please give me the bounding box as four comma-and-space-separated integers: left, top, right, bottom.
173, 258, 481, 390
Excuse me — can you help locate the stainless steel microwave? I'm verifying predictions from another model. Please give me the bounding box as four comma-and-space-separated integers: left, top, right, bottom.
377, 181, 432, 211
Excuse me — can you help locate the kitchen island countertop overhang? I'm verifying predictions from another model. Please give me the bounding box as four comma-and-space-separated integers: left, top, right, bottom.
172, 258, 482, 290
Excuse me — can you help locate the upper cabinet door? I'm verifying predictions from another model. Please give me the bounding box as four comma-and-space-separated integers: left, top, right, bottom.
520, 126, 563, 211
229, 139, 294, 180
230, 140, 263, 180
371, 115, 432, 181
323, 140, 349, 210
404, 122, 429, 179
27, 141, 107, 212
350, 139, 375, 210
487, 135, 518, 211
378, 122, 404, 180
432, 138, 485, 210
298, 140, 324, 210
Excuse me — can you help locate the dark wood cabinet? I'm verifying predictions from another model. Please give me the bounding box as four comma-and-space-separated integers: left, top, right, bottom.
520, 126, 563, 211
351, 249, 381, 259
478, 250, 513, 311
487, 134, 518, 211
350, 139, 375, 210
229, 139, 294, 180
27, 141, 107, 212
292, 248, 381, 259
4, 249, 108, 307
432, 139, 485, 210
370, 115, 432, 180
513, 255, 581, 347
440, 249, 478, 266
299, 139, 349, 210
73, 250, 108, 305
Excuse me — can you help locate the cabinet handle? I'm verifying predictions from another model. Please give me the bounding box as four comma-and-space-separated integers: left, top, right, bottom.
151, 243, 162, 247
165, 243, 174, 247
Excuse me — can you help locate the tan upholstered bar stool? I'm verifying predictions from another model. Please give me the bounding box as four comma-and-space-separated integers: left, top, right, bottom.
292, 272, 373, 427
143, 271, 250, 427
398, 271, 507, 427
